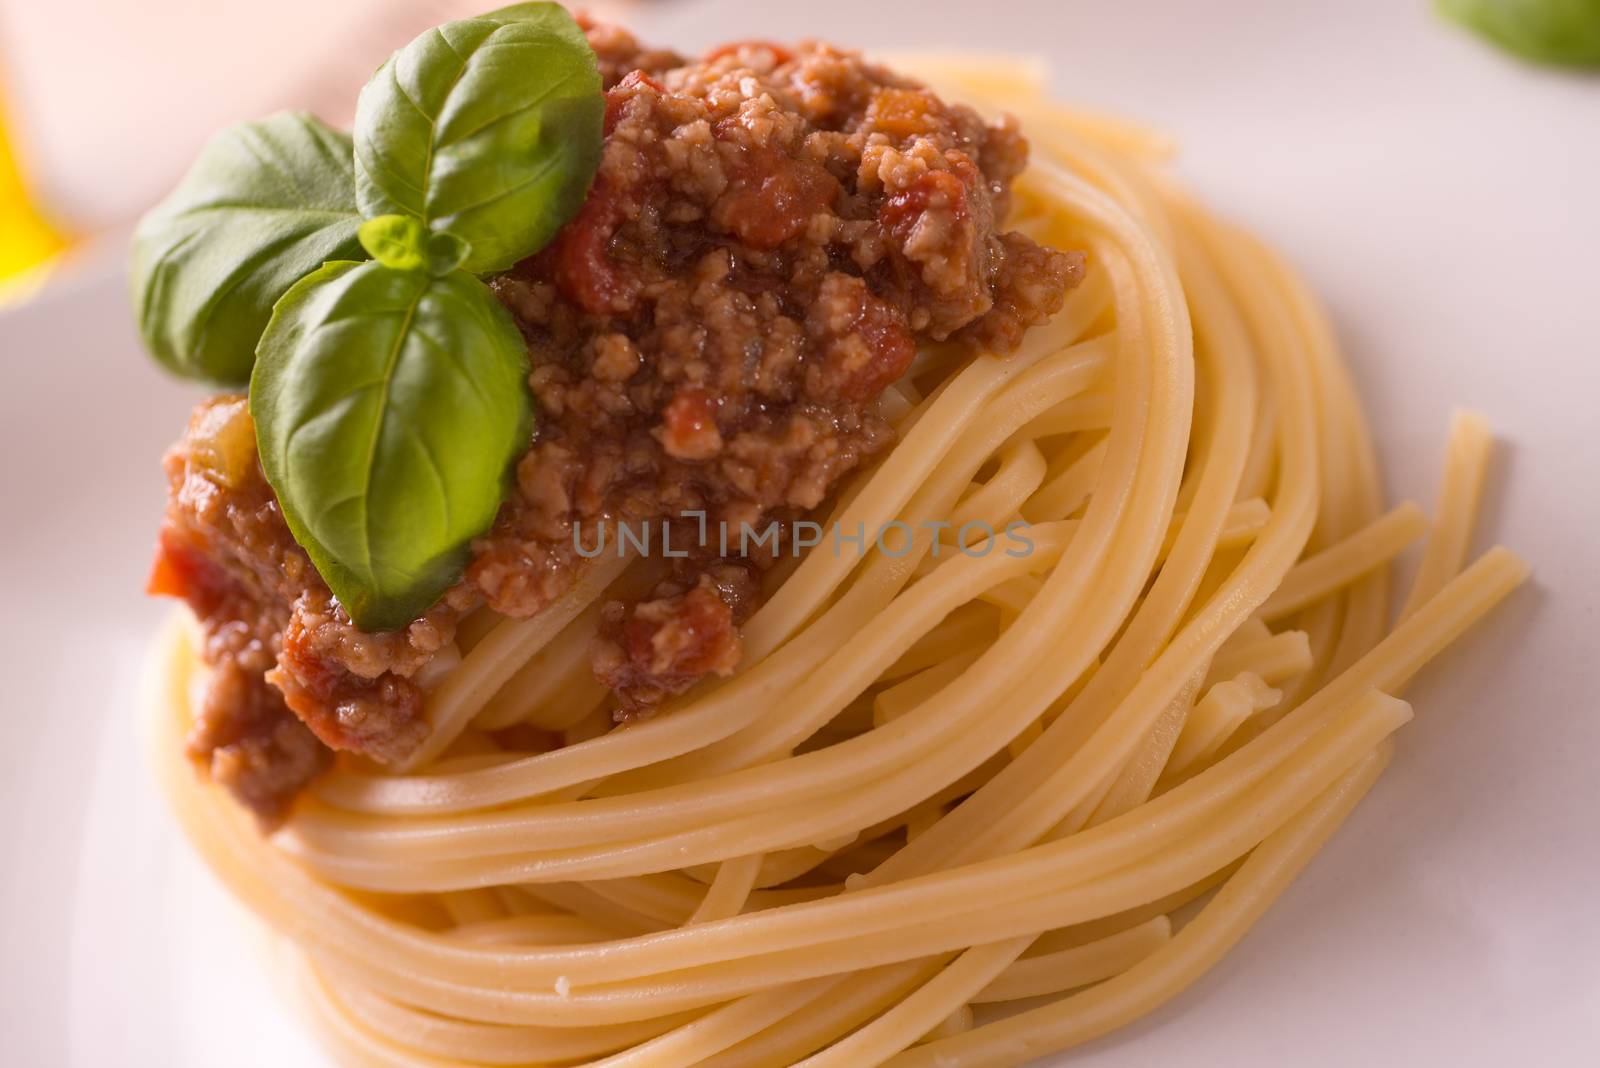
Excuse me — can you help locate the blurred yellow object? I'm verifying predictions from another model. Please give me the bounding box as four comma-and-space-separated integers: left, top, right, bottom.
0, 81, 69, 306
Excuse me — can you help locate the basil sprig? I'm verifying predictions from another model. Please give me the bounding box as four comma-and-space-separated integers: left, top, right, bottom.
355, 2, 604, 274
130, 113, 364, 385
131, 2, 605, 629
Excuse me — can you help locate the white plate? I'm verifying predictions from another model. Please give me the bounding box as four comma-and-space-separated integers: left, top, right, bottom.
3, 1, 1597, 1064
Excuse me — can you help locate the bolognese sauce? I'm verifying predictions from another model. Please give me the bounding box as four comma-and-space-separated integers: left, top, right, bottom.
150, 20, 1083, 824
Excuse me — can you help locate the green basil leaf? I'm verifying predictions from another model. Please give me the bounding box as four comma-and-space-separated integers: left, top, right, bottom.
358, 215, 476, 276
251, 260, 532, 630
130, 112, 364, 385
353, 1, 604, 274
425, 231, 473, 276
358, 214, 430, 271
1437, 0, 1600, 67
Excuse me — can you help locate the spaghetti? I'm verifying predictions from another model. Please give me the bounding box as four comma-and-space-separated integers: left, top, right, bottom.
147, 56, 1527, 1068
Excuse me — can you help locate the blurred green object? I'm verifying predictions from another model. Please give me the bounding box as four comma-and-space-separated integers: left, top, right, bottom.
1437, 0, 1600, 67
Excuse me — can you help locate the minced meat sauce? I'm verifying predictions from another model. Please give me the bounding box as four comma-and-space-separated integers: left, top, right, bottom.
150, 20, 1084, 825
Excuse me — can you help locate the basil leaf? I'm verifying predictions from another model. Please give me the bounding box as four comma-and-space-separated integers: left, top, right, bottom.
358, 214, 431, 271
424, 231, 473, 275
251, 260, 532, 630
130, 112, 364, 385
1437, 0, 1600, 67
358, 215, 475, 275
353, 1, 604, 274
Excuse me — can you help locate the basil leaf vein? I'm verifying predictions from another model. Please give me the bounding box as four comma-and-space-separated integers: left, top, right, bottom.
252, 260, 532, 630
129, 112, 364, 385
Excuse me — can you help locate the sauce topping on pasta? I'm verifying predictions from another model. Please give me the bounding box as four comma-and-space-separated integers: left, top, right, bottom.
148, 20, 1082, 824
